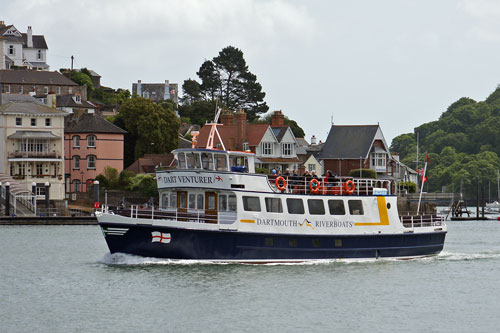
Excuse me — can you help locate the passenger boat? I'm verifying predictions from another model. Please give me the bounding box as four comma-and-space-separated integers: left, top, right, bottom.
96, 147, 446, 262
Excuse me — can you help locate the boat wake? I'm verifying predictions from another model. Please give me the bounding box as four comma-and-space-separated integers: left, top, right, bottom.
434, 251, 500, 261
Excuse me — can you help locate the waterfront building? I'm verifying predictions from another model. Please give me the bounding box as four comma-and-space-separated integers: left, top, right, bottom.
0, 94, 67, 200
64, 112, 126, 193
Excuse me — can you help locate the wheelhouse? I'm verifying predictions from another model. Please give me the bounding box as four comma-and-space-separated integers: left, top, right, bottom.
171, 148, 256, 173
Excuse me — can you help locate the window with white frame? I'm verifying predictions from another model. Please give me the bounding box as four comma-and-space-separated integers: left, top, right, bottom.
45, 118, 51, 127
5, 85, 10, 93
19, 85, 23, 94
16, 118, 22, 126
73, 136, 80, 148
371, 153, 386, 169
308, 164, 315, 172
8, 45, 14, 55
262, 142, 273, 155
87, 155, 96, 169
282, 143, 292, 156
56, 86, 61, 94
73, 156, 80, 169
44, 86, 48, 94
87, 135, 96, 148
30, 118, 36, 126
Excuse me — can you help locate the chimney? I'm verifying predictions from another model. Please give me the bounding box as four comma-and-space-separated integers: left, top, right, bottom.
311, 135, 317, 145
137, 80, 142, 96
219, 110, 234, 126
27, 26, 33, 48
234, 109, 247, 150
0, 21, 5, 27
271, 110, 285, 126
164, 79, 170, 100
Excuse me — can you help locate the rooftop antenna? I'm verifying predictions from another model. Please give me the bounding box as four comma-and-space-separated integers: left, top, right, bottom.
206, 101, 226, 150
71, 55, 74, 71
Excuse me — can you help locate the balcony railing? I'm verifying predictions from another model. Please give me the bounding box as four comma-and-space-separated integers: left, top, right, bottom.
9, 151, 59, 158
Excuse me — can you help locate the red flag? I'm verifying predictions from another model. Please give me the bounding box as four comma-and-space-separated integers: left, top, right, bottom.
426, 154, 431, 164
421, 176, 428, 183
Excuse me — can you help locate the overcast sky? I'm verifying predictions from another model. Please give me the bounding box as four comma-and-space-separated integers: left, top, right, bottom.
5, 0, 500, 145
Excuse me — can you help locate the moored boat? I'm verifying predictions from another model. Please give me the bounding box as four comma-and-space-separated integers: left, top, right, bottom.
96, 147, 446, 263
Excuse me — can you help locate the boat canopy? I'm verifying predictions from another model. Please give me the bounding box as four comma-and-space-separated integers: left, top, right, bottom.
171, 148, 256, 173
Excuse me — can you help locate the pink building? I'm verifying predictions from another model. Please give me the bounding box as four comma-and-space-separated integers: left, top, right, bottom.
64, 112, 126, 192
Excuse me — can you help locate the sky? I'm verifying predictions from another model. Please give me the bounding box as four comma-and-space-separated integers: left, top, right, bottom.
4, 0, 500, 145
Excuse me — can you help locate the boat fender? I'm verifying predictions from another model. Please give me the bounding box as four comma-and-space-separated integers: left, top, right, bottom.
275, 176, 287, 191
345, 180, 355, 194
310, 179, 320, 194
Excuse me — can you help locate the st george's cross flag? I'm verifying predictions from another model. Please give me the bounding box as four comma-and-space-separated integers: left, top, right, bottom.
151, 231, 171, 244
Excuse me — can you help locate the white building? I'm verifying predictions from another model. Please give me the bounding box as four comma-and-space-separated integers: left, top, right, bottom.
0, 94, 67, 200
0, 21, 49, 70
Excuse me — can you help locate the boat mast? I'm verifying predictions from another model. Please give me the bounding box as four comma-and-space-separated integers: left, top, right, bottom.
206, 105, 226, 151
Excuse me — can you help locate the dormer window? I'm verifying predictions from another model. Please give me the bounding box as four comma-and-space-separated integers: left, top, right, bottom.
282, 143, 292, 156
8, 45, 14, 55
74, 95, 81, 103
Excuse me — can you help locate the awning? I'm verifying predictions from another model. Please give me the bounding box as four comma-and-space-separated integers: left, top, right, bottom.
8, 131, 60, 139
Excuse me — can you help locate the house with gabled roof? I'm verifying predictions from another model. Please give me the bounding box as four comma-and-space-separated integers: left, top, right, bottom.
319, 124, 392, 178
195, 110, 301, 172
0, 22, 49, 70
64, 113, 126, 193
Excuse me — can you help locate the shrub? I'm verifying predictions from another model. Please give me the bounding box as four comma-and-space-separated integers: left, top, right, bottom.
399, 181, 417, 193
349, 168, 377, 179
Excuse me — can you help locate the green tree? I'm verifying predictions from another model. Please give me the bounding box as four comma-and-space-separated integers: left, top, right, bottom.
181, 78, 201, 104
178, 100, 217, 126
192, 46, 268, 120
117, 97, 180, 166
70, 71, 94, 96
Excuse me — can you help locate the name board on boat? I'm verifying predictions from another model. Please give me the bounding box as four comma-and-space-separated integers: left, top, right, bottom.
156, 172, 229, 189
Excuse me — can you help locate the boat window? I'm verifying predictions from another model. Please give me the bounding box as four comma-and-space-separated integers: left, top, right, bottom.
201, 153, 214, 170
308, 199, 325, 215
228, 194, 237, 211
179, 192, 187, 209
230, 156, 248, 173
215, 154, 228, 171
186, 152, 201, 169
289, 239, 298, 247
328, 199, 346, 215
348, 200, 364, 215
243, 196, 261, 212
265, 238, 274, 246
286, 198, 304, 214
312, 239, 321, 248
197, 194, 204, 210
219, 194, 227, 211
169, 193, 177, 208
265, 197, 283, 213
207, 194, 216, 210
189, 194, 196, 209
161, 193, 169, 208
177, 153, 186, 169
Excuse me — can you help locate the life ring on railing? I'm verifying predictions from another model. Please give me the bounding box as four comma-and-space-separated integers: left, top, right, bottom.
310, 179, 320, 194
275, 176, 287, 191
345, 180, 355, 194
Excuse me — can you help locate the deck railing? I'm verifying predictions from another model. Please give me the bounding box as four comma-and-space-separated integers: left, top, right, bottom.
399, 215, 445, 228
268, 175, 391, 196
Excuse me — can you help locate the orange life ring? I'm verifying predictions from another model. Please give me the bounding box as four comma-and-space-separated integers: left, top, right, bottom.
275, 176, 287, 191
344, 180, 355, 194
310, 179, 320, 194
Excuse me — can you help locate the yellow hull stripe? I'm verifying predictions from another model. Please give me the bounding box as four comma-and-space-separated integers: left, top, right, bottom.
240, 219, 255, 223
354, 196, 390, 226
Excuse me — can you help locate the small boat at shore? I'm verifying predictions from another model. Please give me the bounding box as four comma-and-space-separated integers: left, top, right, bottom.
96, 146, 446, 263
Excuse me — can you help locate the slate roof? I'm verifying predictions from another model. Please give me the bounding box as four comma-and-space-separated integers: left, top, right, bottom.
57, 95, 95, 109
319, 125, 380, 159
0, 101, 67, 115
21, 33, 48, 49
64, 113, 127, 134
1, 93, 44, 105
271, 126, 288, 142
0, 70, 78, 86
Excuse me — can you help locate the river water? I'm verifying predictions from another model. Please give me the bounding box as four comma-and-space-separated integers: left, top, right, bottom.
1, 220, 500, 332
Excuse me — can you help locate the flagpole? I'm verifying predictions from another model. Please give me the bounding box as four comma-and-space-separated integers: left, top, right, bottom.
417, 161, 427, 215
